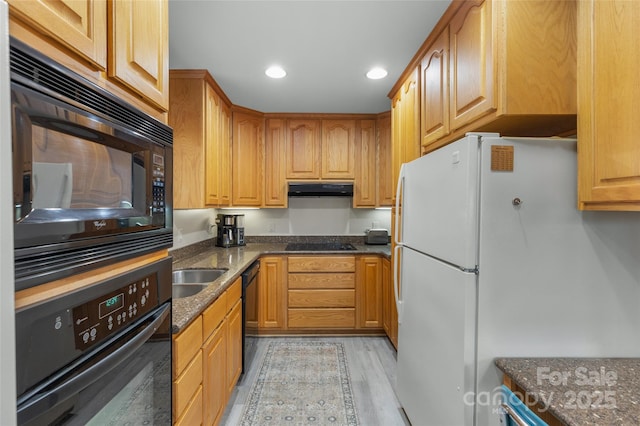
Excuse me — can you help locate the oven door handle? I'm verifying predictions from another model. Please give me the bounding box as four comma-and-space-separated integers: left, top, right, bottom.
17, 303, 170, 424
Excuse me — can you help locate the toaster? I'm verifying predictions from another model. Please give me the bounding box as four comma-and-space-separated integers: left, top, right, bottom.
365, 229, 389, 245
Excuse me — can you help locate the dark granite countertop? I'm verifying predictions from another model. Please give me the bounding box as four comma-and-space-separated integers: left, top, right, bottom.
170, 238, 391, 334
495, 358, 640, 425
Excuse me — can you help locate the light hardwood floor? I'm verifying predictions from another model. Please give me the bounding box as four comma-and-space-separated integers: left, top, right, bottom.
221, 336, 410, 426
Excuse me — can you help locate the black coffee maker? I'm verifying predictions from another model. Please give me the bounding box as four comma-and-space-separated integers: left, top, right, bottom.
215, 214, 245, 247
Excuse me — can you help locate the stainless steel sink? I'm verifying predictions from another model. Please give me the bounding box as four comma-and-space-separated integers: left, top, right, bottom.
172, 268, 228, 298
172, 268, 228, 284
172, 283, 210, 299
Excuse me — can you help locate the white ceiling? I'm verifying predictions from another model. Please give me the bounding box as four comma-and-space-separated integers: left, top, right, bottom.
168, 0, 451, 114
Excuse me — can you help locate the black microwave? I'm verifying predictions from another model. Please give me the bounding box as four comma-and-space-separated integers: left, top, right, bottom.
10, 38, 173, 291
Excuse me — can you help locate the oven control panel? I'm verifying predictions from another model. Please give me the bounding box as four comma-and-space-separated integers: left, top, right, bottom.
72, 273, 158, 350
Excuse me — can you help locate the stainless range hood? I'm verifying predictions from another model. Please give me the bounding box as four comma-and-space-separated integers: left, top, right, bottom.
287, 182, 354, 197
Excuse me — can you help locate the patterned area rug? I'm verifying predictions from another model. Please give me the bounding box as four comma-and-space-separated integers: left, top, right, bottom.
241, 341, 359, 426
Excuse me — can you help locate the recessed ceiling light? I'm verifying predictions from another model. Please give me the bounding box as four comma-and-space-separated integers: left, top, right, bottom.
265, 65, 286, 79
366, 67, 388, 80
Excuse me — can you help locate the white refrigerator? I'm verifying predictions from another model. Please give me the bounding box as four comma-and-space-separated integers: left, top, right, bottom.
394, 133, 640, 426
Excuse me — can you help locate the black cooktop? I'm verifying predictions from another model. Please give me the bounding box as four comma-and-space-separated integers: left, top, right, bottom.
284, 242, 357, 251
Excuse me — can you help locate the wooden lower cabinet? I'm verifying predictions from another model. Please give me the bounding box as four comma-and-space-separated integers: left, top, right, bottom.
356, 256, 383, 329
287, 255, 356, 330
381, 257, 398, 348
288, 308, 356, 329
226, 300, 243, 395
173, 277, 242, 425
259, 256, 286, 330
175, 385, 203, 426
203, 323, 226, 426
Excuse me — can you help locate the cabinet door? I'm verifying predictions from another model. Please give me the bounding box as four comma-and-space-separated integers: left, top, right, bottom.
381, 257, 397, 347
354, 120, 376, 207
356, 256, 383, 329
8, 0, 107, 69
391, 67, 420, 203
259, 256, 286, 330
226, 300, 242, 395
391, 93, 403, 203
321, 120, 356, 179
232, 111, 264, 206
286, 119, 321, 179
109, 0, 169, 111
578, 0, 640, 210
449, 0, 493, 131
219, 102, 232, 206
205, 85, 221, 206
202, 324, 226, 426
421, 27, 450, 147
169, 74, 206, 209
376, 112, 393, 207
264, 119, 287, 207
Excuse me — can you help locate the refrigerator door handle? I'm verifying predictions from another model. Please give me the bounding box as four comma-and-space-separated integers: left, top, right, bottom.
393, 243, 404, 324
393, 163, 406, 323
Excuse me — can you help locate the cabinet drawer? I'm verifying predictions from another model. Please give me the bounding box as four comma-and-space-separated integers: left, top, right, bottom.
202, 291, 227, 340
173, 316, 202, 377
288, 308, 356, 328
288, 256, 356, 272
175, 384, 203, 426
288, 289, 355, 308
173, 350, 202, 418
288, 273, 355, 289
226, 277, 242, 311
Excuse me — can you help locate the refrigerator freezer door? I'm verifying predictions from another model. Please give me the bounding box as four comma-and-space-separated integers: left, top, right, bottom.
396, 248, 477, 426
400, 134, 485, 270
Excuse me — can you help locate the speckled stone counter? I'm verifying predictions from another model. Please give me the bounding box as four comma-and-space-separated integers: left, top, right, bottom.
495, 358, 640, 425
169, 238, 391, 334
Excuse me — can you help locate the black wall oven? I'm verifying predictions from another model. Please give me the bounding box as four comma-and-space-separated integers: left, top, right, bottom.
16, 257, 173, 425
10, 37, 173, 291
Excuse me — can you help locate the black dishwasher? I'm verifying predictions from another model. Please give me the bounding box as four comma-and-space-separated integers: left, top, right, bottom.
241, 260, 260, 376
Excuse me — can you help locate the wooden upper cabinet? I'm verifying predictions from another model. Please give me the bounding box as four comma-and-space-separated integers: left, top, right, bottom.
412, 0, 577, 153
170, 73, 206, 209
219, 103, 232, 206
204, 85, 221, 206
577, 0, 640, 210
321, 120, 356, 179
391, 67, 420, 201
449, 0, 493, 130
376, 112, 393, 207
170, 70, 231, 209
205, 87, 232, 207
109, 0, 169, 111
232, 110, 264, 206
421, 26, 450, 146
264, 119, 288, 208
8, 0, 107, 70
354, 120, 376, 208
285, 119, 321, 179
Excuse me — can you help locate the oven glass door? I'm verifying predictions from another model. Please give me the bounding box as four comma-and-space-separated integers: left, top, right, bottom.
17, 303, 172, 426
